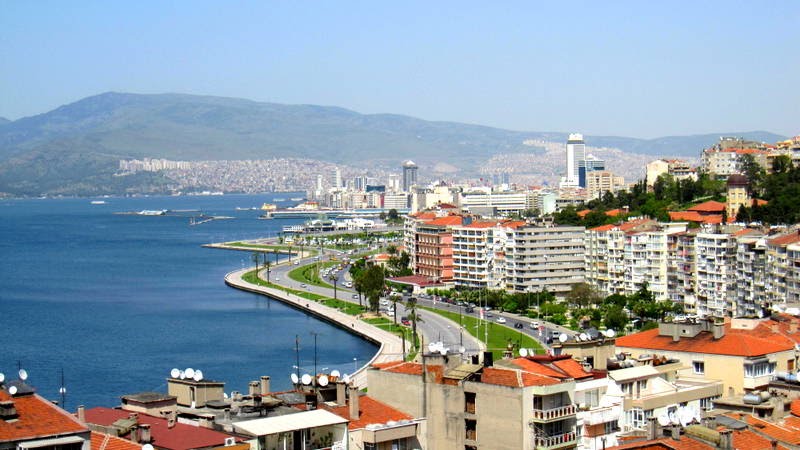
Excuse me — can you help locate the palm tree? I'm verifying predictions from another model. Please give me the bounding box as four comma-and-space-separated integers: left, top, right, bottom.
390, 293, 401, 324
265, 258, 272, 283
328, 273, 338, 300
251, 252, 261, 274
405, 296, 423, 355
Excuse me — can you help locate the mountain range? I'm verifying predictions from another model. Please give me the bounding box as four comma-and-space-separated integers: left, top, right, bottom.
0, 92, 786, 197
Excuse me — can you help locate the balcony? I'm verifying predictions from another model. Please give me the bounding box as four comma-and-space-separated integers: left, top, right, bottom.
531, 404, 577, 422
582, 405, 620, 426
533, 431, 577, 450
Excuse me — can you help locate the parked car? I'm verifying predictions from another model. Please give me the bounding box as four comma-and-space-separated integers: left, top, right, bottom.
514, 322, 523, 329
401, 318, 411, 326
300, 283, 307, 288
530, 321, 540, 329
496, 317, 507, 324
352, 294, 359, 299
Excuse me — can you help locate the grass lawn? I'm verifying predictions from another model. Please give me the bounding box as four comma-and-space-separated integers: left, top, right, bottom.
420, 306, 545, 359
288, 261, 339, 287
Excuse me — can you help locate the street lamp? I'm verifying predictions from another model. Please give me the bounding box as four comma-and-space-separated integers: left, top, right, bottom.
353, 357, 358, 372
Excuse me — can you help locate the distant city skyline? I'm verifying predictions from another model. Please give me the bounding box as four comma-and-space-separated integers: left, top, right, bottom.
1, 1, 798, 138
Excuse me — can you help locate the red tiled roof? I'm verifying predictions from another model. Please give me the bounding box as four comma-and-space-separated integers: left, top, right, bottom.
410, 212, 436, 219
552, 359, 595, 380
578, 209, 591, 218
668, 211, 725, 224
736, 414, 800, 445
0, 390, 87, 441
791, 399, 800, 417
84, 407, 240, 450
768, 232, 800, 247
589, 218, 655, 232
502, 220, 527, 229
425, 216, 464, 226
322, 395, 413, 430
610, 429, 789, 449
386, 275, 443, 286
371, 362, 444, 383
589, 224, 615, 232
509, 358, 568, 379
687, 200, 726, 213
615, 324, 794, 357
464, 221, 499, 228
480, 367, 559, 387
91, 432, 142, 450
436, 203, 458, 209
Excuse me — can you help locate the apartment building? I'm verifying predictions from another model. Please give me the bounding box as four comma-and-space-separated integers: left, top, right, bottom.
645, 159, 696, 188
615, 318, 795, 396
666, 231, 698, 311
765, 231, 800, 311
452, 220, 522, 290
734, 231, 768, 317
503, 224, 586, 296
585, 170, 625, 199
460, 189, 537, 216
694, 231, 738, 317
368, 353, 580, 450
404, 212, 465, 283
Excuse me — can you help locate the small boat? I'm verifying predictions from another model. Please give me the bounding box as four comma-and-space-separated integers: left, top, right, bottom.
261, 203, 277, 211
90, 200, 107, 205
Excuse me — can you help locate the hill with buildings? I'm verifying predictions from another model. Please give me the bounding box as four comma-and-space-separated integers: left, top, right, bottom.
0, 92, 786, 196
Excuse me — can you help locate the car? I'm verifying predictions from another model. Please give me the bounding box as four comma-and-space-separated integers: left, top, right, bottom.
300, 283, 307, 288
465, 307, 475, 313
275, 277, 281, 282
486, 312, 493, 318
514, 322, 523, 329
496, 317, 506, 324
401, 319, 411, 326
352, 294, 359, 299
293, 261, 300, 265
530, 321, 539, 329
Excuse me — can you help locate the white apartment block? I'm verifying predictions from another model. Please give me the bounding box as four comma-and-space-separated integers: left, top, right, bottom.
503, 224, 586, 296
734, 233, 768, 318
452, 222, 512, 290
459, 189, 536, 216
667, 231, 698, 311
585, 170, 625, 199
694, 232, 737, 317
765, 231, 800, 310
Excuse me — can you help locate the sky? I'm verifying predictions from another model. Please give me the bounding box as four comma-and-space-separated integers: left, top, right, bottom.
1, 1, 798, 138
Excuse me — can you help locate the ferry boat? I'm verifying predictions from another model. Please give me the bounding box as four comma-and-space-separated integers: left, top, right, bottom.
261, 203, 277, 211
90, 200, 107, 205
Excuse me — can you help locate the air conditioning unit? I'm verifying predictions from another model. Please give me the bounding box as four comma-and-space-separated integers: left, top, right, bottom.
224, 437, 236, 446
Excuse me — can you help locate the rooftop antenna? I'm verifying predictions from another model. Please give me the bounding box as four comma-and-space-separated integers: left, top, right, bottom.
59, 368, 66, 409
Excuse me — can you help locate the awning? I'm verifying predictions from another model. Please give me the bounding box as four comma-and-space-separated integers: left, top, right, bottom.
234, 409, 348, 436
18, 435, 85, 449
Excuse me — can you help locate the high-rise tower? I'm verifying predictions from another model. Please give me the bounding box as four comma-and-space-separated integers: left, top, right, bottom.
560, 133, 585, 188
402, 160, 418, 192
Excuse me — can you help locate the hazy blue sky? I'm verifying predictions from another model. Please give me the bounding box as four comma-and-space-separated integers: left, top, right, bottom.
2, 1, 798, 138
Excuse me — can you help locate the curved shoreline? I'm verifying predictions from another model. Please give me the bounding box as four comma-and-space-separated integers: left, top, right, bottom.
224, 268, 405, 389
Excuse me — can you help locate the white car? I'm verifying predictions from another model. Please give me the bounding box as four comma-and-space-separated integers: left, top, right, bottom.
496, 317, 507, 324
530, 321, 539, 329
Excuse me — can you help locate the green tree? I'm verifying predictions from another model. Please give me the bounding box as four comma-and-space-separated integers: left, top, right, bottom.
604, 306, 629, 331
566, 283, 603, 309
359, 264, 386, 312
738, 154, 764, 195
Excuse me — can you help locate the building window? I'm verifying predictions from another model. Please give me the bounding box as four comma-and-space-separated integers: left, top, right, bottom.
789, 359, 795, 371
584, 389, 600, 408
392, 439, 408, 450
604, 420, 619, 434
699, 396, 719, 411
693, 361, 705, 374
744, 361, 775, 377
365, 444, 377, 450
625, 408, 652, 429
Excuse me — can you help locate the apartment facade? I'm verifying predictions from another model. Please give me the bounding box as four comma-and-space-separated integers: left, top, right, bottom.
694, 231, 738, 317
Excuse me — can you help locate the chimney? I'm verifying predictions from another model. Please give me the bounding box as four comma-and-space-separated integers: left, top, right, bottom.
673, 324, 681, 342
483, 351, 494, 368
130, 426, 140, 444
713, 321, 725, 340
671, 425, 681, 441
718, 429, 733, 450
260, 376, 271, 395
77, 405, 85, 423
139, 424, 151, 444
167, 411, 177, 429
336, 381, 347, 406
771, 440, 778, 450
248, 381, 259, 396
223, 408, 231, 422
647, 416, 659, 440
0, 401, 18, 420
348, 386, 360, 420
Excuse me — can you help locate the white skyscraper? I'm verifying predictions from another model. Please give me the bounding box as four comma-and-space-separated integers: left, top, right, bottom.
333, 167, 342, 189
560, 133, 585, 188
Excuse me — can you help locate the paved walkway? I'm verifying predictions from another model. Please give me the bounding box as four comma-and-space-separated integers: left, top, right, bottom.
224, 267, 405, 389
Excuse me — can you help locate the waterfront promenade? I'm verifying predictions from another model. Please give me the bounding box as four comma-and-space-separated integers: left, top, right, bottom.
224, 267, 405, 389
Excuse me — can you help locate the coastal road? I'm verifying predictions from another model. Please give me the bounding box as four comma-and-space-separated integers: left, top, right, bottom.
265, 252, 485, 358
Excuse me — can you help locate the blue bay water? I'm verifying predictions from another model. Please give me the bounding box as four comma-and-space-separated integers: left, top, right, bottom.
0, 194, 377, 408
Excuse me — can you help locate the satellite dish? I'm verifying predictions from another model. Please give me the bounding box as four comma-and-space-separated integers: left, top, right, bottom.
8, 386, 17, 395
185, 368, 195, 379
290, 373, 299, 384
18, 369, 28, 381
519, 348, 529, 357
318, 375, 329, 387
669, 412, 679, 425
142, 444, 155, 450
606, 329, 616, 338
559, 333, 568, 343
330, 369, 341, 378
342, 374, 351, 384
439, 348, 448, 355
193, 370, 203, 382
459, 346, 466, 354
179, 371, 186, 380
657, 413, 670, 426
580, 333, 589, 341
528, 348, 536, 356
170, 368, 180, 378
59, 386, 67, 394
301, 374, 312, 385
680, 407, 693, 427
223, 392, 229, 399
0, 373, 4, 383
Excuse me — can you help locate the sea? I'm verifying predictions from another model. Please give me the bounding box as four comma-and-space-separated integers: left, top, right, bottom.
0, 194, 377, 409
